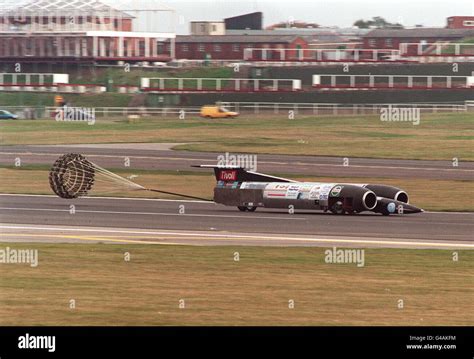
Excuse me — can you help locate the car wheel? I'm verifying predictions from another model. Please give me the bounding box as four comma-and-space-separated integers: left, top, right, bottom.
330, 201, 345, 215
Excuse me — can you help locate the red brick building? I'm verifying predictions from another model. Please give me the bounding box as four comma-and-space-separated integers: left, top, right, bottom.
447, 16, 474, 29
362, 28, 474, 53
174, 35, 308, 60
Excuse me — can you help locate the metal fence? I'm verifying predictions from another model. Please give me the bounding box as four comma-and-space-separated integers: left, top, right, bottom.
223, 102, 470, 115
42, 106, 203, 118
1, 102, 470, 120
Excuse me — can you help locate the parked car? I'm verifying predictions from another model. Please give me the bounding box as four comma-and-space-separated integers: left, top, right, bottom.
200, 105, 239, 118
0, 110, 18, 120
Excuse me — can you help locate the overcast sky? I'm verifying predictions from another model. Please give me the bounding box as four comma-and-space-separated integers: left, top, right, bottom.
157, 0, 474, 34
11, 0, 467, 33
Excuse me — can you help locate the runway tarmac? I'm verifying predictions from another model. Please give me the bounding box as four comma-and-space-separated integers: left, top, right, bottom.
1, 194, 472, 249
1, 144, 473, 180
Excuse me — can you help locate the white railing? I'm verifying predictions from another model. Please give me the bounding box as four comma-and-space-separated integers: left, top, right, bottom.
25, 102, 464, 118
222, 102, 469, 114
43, 106, 202, 118
243, 48, 401, 62
0, 83, 106, 93
0, 73, 68, 85
312, 74, 474, 89
141, 77, 302, 92
0, 102, 469, 120
399, 42, 474, 56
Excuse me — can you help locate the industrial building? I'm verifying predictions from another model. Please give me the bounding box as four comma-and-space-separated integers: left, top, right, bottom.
447, 16, 474, 29
190, 21, 226, 36
1, 3, 473, 63
224, 12, 263, 31
362, 28, 474, 53
0, 0, 175, 63
173, 35, 308, 60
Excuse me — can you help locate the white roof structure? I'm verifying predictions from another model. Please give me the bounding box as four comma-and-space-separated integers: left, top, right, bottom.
0, 0, 176, 34
0, 0, 175, 13
1, 0, 134, 17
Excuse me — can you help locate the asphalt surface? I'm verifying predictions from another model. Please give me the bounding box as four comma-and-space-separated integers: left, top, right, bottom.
1, 144, 473, 180
1, 144, 472, 249
1, 194, 472, 249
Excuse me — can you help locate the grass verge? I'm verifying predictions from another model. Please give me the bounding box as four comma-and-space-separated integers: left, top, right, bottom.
0, 243, 472, 326
1, 112, 473, 161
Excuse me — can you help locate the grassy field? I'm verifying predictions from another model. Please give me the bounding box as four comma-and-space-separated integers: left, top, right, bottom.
0, 243, 472, 326
1, 112, 473, 161
68, 66, 235, 86
1, 166, 473, 211
0, 92, 135, 108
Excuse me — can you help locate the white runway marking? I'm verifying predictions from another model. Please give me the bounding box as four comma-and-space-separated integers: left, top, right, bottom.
0, 224, 472, 248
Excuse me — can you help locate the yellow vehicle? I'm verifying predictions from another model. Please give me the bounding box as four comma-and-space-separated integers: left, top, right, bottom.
200, 105, 239, 118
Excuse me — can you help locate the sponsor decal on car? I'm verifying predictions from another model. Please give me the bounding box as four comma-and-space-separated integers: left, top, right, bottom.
309, 191, 320, 199
286, 185, 301, 199
330, 185, 343, 197
219, 170, 237, 181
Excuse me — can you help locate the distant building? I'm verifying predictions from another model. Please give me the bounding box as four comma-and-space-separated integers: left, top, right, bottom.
226, 28, 369, 46
0, 0, 176, 63
174, 35, 308, 60
363, 28, 474, 52
191, 21, 226, 35
447, 16, 474, 29
266, 21, 320, 30
224, 12, 263, 31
